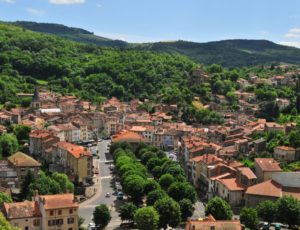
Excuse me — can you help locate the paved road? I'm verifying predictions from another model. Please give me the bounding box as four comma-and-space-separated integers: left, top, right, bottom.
79, 140, 123, 229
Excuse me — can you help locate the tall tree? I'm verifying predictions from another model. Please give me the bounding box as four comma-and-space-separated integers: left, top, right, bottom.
240, 207, 259, 230
134, 207, 159, 230
0, 192, 12, 207
205, 197, 233, 220
119, 203, 137, 223
159, 173, 174, 190
276, 196, 300, 228
179, 198, 194, 221
146, 189, 167, 206
256, 200, 277, 225
93, 204, 111, 229
0, 134, 18, 158
19, 170, 34, 200
13, 125, 31, 142
154, 197, 181, 229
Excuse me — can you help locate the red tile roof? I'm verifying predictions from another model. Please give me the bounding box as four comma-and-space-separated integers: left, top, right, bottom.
56, 142, 92, 158
238, 167, 257, 180
3, 201, 41, 219
112, 130, 147, 143
218, 178, 245, 191
191, 154, 223, 165
255, 158, 282, 172
246, 180, 282, 197
39, 193, 78, 210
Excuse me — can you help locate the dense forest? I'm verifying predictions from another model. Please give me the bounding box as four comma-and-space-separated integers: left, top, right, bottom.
13, 21, 300, 68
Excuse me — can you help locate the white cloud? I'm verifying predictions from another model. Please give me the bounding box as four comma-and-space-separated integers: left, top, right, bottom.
289, 28, 300, 33
26, 8, 45, 16
284, 27, 300, 39
49, 0, 85, 4
279, 41, 300, 48
285, 33, 300, 38
96, 3, 102, 8
1, 0, 16, 3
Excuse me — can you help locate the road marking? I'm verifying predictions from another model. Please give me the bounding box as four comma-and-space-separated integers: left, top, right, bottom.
101, 176, 112, 179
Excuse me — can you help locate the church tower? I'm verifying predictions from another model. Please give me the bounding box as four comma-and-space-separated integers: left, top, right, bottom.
31, 85, 41, 109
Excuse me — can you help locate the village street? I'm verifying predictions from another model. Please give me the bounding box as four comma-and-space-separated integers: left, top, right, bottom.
79, 140, 123, 229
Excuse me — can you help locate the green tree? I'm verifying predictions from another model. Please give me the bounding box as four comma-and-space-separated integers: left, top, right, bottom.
19, 170, 34, 200
93, 204, 111, 229
119, 202, 137, 223
78, 216, 85, 230
123, 175, 145, 202
167, 182, 197, 203
0, 134, 18, 158
240, 207, 259, 230
51, 172, 74, 193
205, 197, 233, 220
276, 196, 300, 228
20, 97, 32, 108
159, 173, 174, 190
154, 197, 181, 229
144, 179, 160, 195
0, 192, 12, 207
256, 200, 277, 225
179, 198, 194, 221
146, 189, 167, 206
0, 212, 19, 230
134, 207, 159, 230
13, 125, 31, 142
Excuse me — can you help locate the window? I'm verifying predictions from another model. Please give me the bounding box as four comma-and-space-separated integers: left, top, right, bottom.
68, 217, 75, 224
68, 228, 73, 230
33, 219, 40, 226
25, 227, 29, 230
48, 220, 55, 226
56, 219, 63, 225
50, 210, 54, 216
58, 210, 62, 215
69, 209, 73, 214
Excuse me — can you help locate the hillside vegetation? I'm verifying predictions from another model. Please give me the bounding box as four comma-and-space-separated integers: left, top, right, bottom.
14, 21, 300, 68
0, 22, 196, 103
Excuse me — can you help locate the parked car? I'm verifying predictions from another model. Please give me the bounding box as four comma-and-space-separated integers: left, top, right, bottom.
117, 192, 124, 200
105, 192, 110, 198
88, 223, 96, 230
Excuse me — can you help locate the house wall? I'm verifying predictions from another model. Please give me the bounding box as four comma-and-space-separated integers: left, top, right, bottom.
245, 194, 278, 207
273, 148, 295, 162
40, 207, 78, 230
9, 217, 42, 230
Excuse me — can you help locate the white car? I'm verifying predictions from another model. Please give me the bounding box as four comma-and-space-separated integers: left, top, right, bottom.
88, 223, 96, 230
105, 192, 110, 198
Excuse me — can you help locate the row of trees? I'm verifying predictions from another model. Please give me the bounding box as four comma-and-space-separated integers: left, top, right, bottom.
240, 196, 300, 229
204, 195, 300, 229
110, 142, 197, 229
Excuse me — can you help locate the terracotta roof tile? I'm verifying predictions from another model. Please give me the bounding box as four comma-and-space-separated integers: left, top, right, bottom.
56, 142, 91, 158
112, 130, 147, 143
185, 219, 243, 230
238, 167, 257, 179
3, 201, 41, 219
39, 193, 78, 210
218, 178, 245, 191
255, 158, 282, 172
246, 180, 282, 197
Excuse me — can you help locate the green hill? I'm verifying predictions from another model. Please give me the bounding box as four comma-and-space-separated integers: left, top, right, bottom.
0, 22, 196, 104
12, 21, 300, 68
13, 21, 128, 48
135, 40, 300, 68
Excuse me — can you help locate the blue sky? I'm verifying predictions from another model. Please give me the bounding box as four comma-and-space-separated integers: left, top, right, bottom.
1, 0, 300, 47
